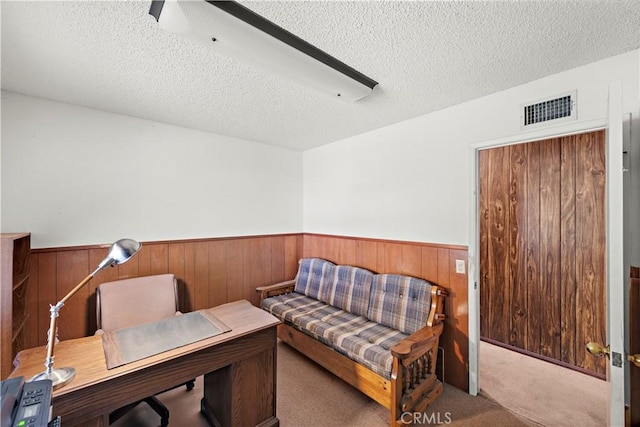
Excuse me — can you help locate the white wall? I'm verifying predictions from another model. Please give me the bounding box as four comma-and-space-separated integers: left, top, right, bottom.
304, 50, 640, 251
3, 50, 639, 254
0, 91, 302, 248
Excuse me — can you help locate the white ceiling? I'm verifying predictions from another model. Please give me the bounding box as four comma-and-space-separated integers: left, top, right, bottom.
2, 1, 640, 151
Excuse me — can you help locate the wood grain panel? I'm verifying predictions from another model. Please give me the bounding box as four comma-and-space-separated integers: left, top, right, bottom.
509, 143, 528, 348
380, 242, 403, 274
226, 239, 250, 303
487, 146, 510, 343
334, 238, 356, 266
284, 235, 300, 280
525, 141, 541, 354
479, 149, 490, 339
168, 243, 186, 311
445, 249, 469, 391
148, 244, 169, 276
56, 250, 90, 339
355, 240, 378, 272
539, 138, 561, 360
421, 246, 439, 284
36, 253, 56, 345
402, 245, 423, 278
250, 238, 273, 307
480, 130, 606, 375
575, 131, 606, 373
270, 236, 285, 285
208, 241, 228, 308
183, 242, 196, 312
193, 242, 210, 311
437, 248, 450, 287
560, 135, 577, 365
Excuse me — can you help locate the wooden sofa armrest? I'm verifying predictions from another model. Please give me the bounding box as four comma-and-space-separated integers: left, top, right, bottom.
390, 321, 444, 365
256, 279, 296, 301
426, 286, 448, 327
391, 321, 445, 415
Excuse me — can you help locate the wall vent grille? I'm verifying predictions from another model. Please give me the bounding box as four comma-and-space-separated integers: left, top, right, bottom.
521, 91, 576, 128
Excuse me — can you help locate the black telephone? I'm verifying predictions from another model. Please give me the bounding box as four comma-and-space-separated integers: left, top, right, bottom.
0, 376, 59, 427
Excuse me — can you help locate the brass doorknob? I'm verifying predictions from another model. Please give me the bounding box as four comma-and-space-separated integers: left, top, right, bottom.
586, 342, 610, 358
587, 342, 640, 367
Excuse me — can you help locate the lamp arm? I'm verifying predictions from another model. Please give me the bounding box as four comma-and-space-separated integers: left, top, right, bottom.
59, 267, 101, 306
44, 269, 100, 373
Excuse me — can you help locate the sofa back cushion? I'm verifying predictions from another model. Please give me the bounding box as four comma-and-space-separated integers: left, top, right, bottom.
325, 264, 374, 317
367, 274, 433, 335
294, 258, 335, 301
294, 258, 374, 317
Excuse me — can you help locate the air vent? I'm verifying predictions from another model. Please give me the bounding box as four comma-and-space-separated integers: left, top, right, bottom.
521, 91, 576, 129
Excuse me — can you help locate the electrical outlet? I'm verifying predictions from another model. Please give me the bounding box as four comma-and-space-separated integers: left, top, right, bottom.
455, 259, 466, 274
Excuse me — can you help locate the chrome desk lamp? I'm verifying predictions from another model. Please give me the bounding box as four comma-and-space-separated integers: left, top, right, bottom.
31, 238, 141, 389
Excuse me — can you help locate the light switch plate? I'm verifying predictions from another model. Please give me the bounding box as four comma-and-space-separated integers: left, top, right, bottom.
455, 259, 466, 274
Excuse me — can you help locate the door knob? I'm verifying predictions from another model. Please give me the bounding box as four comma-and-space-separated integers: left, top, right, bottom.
586, 342, 610, 358
587, 342, 640, 367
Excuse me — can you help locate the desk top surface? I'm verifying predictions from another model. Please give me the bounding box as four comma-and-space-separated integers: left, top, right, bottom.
10, 300, 279, 398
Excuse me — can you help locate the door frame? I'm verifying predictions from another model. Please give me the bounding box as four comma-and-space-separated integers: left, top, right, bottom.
606, 80, 626, 427
467, 82, 627, 425
468, 117, 606, 393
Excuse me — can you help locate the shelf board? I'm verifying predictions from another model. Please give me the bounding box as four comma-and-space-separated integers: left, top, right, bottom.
12, 314, 28, 341
12, 274, 30, 291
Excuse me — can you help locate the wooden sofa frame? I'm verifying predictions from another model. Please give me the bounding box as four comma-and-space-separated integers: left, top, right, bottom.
257, 278, 447, 427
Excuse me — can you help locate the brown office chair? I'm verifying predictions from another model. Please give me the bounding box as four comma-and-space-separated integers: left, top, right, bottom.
95, 274, 195, 427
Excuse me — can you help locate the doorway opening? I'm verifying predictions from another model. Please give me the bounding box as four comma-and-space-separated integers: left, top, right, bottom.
477, 130, 608, 425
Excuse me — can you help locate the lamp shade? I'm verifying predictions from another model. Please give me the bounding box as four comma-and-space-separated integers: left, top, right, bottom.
97, 238, 142, 271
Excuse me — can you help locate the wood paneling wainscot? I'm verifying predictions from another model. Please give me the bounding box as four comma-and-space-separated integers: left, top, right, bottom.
25, 233, 469, 393
28, 235, 302, 348
302, 233, 469, 392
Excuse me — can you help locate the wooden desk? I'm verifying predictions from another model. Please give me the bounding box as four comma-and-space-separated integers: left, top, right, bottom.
10, 300, 280, 427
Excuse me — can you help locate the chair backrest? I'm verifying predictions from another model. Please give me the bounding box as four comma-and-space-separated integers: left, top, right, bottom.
96, 274, 179, 332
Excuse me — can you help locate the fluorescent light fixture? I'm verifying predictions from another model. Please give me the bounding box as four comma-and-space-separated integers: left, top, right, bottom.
149, 0, 378, 101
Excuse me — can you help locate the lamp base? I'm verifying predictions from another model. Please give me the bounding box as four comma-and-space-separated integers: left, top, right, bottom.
31, 367, 76, 390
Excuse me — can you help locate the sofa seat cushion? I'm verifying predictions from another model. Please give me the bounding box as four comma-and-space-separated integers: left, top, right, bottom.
291, 306, 408, 380
330, 321, 408, 379
262, 292, 362, 346
293, 258, 374, 317
262, 292, 407, 379
261, 292, 331, 325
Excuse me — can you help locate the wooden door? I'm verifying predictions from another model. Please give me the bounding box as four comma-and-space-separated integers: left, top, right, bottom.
479, 130, 606, 375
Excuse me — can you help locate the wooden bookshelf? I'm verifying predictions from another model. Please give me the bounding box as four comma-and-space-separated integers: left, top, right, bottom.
1, 233, 31, 379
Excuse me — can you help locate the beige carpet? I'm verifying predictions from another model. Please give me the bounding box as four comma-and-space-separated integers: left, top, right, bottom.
113, 340, 535, 427
479, 341, 607, 427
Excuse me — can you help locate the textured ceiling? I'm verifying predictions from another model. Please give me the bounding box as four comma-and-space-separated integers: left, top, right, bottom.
2, 1, 640, 151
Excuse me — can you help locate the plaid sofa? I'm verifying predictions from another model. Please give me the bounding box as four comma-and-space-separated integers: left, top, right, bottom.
261, 258, 434, 380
